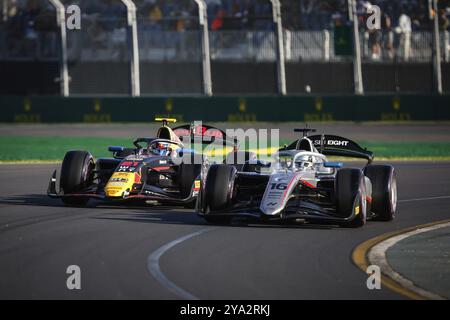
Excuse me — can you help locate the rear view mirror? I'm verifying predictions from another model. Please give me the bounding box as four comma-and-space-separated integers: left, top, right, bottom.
108, 146, 125, 152
324, 162, 343, 168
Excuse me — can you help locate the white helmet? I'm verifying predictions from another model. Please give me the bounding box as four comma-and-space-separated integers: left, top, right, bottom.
295, 155, 314, 170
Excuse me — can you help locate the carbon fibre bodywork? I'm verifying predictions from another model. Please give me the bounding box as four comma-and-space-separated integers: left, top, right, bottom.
48, 121, 241, 206
48, 142, 203, 205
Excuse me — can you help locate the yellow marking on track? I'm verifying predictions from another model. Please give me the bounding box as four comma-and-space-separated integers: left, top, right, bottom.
352, 219, 450, 300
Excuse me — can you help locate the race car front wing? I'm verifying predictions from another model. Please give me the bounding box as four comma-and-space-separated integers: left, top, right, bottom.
198, 199, 360, 225
47, 170, 198, 205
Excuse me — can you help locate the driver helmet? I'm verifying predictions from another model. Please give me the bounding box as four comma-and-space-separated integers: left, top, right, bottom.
295, 155, 314, 170
151, 142, 172, 156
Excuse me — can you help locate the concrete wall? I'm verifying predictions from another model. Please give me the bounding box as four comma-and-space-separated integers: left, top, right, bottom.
1, 94, 449, 123
1, 61, 448, 95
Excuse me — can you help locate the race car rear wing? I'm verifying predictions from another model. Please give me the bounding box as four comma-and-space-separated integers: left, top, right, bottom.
173, 123, 239, 149
308, 135, 374, 163
281, 134, 374, 163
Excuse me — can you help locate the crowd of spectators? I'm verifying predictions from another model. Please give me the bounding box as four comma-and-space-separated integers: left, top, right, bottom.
2, 0, 449, 32
1, 0, 449, 59
133, 0, 274, 31
133, 0, 450, 31
1, 0, 58, 58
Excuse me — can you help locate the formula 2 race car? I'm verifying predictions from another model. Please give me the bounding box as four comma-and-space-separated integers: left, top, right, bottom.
197, 128, 397, 228
47, 118, 230, 207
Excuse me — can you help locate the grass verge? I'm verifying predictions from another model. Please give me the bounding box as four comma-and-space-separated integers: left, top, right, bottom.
1, 136, 450, 162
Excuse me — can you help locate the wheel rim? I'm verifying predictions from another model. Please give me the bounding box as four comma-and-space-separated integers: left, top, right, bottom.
353, 188, 366, 223
390, 177, 397, 213
360, 188, 367, 221
81, 157, 94, 188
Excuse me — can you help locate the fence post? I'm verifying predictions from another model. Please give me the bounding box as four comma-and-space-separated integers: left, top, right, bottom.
270, 0, 286, 95
349, 0, 364, 95
194, 0, 212, 96
285, 29, 292, 61
445, 31, 450, 63
363, 31, 369, 59
323, 30, 330, 61
49, 0, 69, 97
121, 0, 140, 97
432, 0, 443, 94
2, 0, 7, 22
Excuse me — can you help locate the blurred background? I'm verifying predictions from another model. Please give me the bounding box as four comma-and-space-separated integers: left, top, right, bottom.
1, 0, 450, 161
1, 0, 449, 96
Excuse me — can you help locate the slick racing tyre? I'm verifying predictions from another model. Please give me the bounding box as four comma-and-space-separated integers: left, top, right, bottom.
60, 151, 94, 206
179, 154, 203, 199
203, 164, 236, 223
364, 165, 397, 221
224, 151, 257, 171
335, 168, 367, 228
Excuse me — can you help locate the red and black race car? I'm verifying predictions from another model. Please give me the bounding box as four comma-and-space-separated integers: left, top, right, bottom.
47, 118, 236, 207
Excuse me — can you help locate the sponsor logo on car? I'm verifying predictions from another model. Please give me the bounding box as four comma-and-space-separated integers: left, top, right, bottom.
110, 177, 128, 183
313, 140, 350, 147
105, 172, 136, 197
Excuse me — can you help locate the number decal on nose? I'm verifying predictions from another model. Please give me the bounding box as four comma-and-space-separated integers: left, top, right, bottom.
270, 183, 287, 190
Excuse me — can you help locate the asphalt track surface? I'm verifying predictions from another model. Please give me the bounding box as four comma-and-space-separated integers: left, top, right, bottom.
0, 162, 449, 300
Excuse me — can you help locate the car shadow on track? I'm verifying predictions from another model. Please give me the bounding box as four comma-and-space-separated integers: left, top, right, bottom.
0, 194, 63, 208
94, 211, 336, 230
0, 194, 179, 211
0, 194, 336, 230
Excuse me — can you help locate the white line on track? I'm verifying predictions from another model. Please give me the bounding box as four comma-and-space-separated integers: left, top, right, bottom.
369, 221, 450, 300
145, 195, 450, 300
147, 228, 213, 300
399, 195, 450, 203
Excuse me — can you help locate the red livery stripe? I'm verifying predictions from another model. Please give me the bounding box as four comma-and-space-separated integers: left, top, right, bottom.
152, 166, 171, 172
301, 179, 316, 189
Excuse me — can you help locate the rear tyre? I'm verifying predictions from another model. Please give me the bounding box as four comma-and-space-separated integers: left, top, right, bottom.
224, 151, 256, 171
60, 151, 94, 206
179, 154, 202, 199
335, 168, 367, 228
364, 165, 397, 221
203, 164, 236, 224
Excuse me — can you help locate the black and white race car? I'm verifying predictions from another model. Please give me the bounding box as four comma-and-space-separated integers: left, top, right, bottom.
197, 128, 397, 228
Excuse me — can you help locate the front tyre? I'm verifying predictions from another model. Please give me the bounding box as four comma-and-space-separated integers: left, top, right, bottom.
202, 164, 236, 224
179, 160, 202, 198
335, 168, 367, 228
224, 151, 257, 171
364, 165, 397, 221
60, 150, 94, 206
